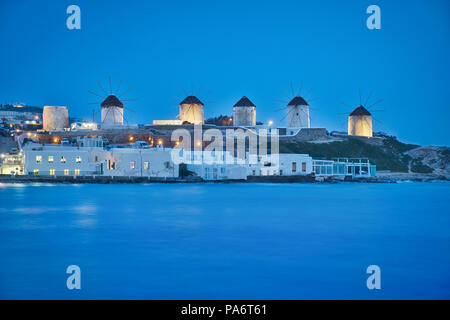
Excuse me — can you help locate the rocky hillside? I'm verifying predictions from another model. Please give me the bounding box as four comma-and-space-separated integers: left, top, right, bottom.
280, 136, 450, 179
405, 146, 450, 178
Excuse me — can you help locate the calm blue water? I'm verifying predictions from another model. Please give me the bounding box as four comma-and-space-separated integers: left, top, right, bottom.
0, 182, 449, 299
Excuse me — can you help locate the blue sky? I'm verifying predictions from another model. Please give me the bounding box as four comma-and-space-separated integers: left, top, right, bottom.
1, 0, 449, 146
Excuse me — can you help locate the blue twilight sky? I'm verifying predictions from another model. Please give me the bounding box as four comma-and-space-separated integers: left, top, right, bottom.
0, 0, 449, 146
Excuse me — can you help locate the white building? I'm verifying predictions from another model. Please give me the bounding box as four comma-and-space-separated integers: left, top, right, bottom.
101, 146, 179, 178
181, 150, 248, 180
23, 142, 102, 176
178, 149, 312, 180
247, 153, 313, 177
313, 158, 376, 178
22, 139, 179, 178
0, 153, 24, 175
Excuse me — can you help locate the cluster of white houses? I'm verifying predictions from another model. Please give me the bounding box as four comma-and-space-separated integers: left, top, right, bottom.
10, 137, 375, 181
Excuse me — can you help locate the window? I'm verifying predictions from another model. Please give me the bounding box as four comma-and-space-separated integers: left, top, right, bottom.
252, 170, 256, 176
292, 162, 297, 172
48, 156, 54, 163
130, 161, 135, 169
64, 169, 69, 175
74, 169, 80, 175
220, 167, 225, 174
280, 170, 283, 175
61, 156, 66, 163
36, 155, 42, 163
76, 156, 82, 163
33, 169, 39, 175
49, 169, 55, 175
302, 162, 306, 172
273, 170, 277, 175
144, 161, 149, 170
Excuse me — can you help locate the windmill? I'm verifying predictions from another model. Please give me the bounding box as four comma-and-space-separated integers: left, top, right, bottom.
274, 82, 318, 128
88, 77, 137, 126
338, 89, 384, 138
233, 96, 256, 126
173, 83, 214, 125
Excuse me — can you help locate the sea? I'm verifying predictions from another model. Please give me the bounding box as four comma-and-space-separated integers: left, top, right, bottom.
0, 182, 449, 299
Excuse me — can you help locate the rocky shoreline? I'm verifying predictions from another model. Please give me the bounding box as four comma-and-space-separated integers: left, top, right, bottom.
0, 173, 448, 184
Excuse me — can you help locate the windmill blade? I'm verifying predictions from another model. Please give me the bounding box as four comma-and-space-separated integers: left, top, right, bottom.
280, 89, 291, 101
367, 99, 382, 108
202, 90, 213, 99
121, 99, 138, 102
336, 112, 350, 115
191, 105, 196, 123
300, 107, 312, 123
362, 117, 373, 132
97, 81, 108, 95
274, 106, 288, 112
280, 106, 295, 123
303, 88, 313, 98
196, 84, 204, 96
369, 109, 385, 112
116, 79, 123, 95
88, 90, 103, 98
373, 117, 383, 124
290, 82, 295, 97
297, 81, 303, 96
101, 106, 113, 124
119, 87, 133, 98
339, 101, 354, 109
124, 106, 136, 113
180, 85, 188, 96
358, 88, 362, 105
364, 91, 373, 106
